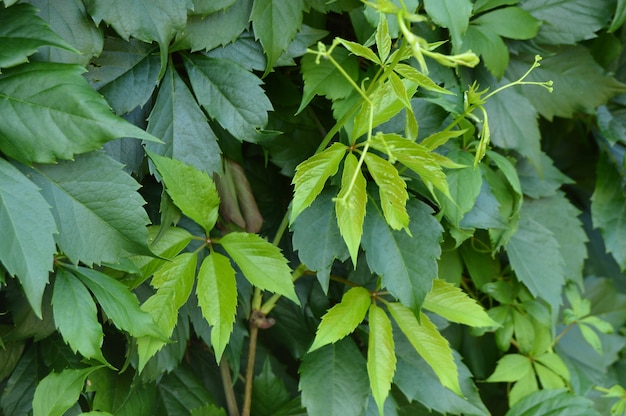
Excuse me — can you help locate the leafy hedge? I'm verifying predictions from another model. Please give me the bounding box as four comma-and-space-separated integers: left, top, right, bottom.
1, 0, 626, 415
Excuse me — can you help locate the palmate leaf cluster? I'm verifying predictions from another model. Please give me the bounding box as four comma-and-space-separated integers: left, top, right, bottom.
1, 0, 626, 415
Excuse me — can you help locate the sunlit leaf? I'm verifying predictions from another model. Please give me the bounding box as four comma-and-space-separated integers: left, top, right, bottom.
487, 354, 532, 382
364, 152, 409, 231
32, 367, 101, 416
367, 303, 396, 415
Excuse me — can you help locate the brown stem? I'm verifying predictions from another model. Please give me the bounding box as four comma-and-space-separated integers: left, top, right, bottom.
242, 323, 258, 416
220, 356, 240, 416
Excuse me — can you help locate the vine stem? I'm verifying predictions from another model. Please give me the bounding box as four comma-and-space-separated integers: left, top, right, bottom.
220, 356, 240, 416
242, 322, 259, 416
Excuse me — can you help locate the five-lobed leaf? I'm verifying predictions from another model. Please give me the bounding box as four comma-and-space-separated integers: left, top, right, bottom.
309, 286, 371, 352
196, 252, 237, 362
367, 303, 396, 416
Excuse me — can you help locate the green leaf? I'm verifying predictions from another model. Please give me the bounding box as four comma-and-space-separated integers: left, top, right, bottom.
309, 286, 371, 352
423, 279, 499, 327
362, 198, 442, 312
183, 53, 273, 142
292, 188, 349, 292
251, 359, 293, 416
504, 389, 600, 416
591, 154, 626, 271
146, 65, 221, 175
506, 47, 626, 121
0, 3, 77, 69
521, 0, 613, 45
473, 7, 540, 40
517, 153, 574, 198
251, 0, 306, 75
148, 151, 220, 234
52, 269, 106, 363
364, 149, 409, 232
85, 37, 160, 115
157, 364, 215, 414
0, 159, 56, 317
196, 252, 237, 361
297, 47, 359, 114
1, 347, 37, 416
473, 0, 518, 14
191, 0, 236, 16
22, 152, 152, 265
25, 0, 102, 66
534, 352, 570, 381
610, 0, 626, 32
220, 232, 299, 304
423, 0, 472, 51
137, 253, 197, 369
0, 62, 159, 164
376, 13, 392, 63
393, 64, 454, 96
336, 152, 367, 265
291, 142, 347, 222
299, 338, 369, 416
388, 302, 461, 395
32, 367, 101, 416
337, 39, 381, 66
509, 370, 538, 407
462, 24, 509, 78
487, 354, 532, 382
367, 303, 396, 416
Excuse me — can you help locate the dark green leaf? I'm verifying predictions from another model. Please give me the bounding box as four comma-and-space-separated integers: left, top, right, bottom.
292, 188, 349, 292
473, 0, 518, 14
0, 341, 24, 382
0, 3, 77, 69
205, 31, 265, 71
367, 303, 396, 415
85, 37, 160, 115
22, 152, 153, 265
517, 152, 573, 198
462, 24, 509, 78
0, 347, 37, 416
32, 366, 101, 416
183, 54, 273, 142
504, 389, 600, 416
251, 359, 293, 416
52, 269, 106, 363
148, 152, 220, 233
0, 62, 159, 164
146, 65, 221, 175
299, 338, 369, 416
251, 0, 306, 75
191, 0, 236, 15
157, 364, 216, 414
423, 0, 472, 51
460, 179, 509, 230
191, 403, 227, 416
610, 0, 626, 32
0, 159, 56, 317
336, 152, 367, 265
362, 198, 442, 312
473, 7, 540, 40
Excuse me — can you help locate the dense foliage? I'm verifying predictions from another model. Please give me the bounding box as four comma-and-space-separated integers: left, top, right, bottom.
2, 0, 626, 415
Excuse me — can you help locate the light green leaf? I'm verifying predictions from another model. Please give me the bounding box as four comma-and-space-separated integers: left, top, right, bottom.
196, 252, 237, 361
28, 0, 103, 66
364, 152, 409, 231
183, 54, 273, 142
423, 0, 473, 51
71, 266, 164, 340
309, 286, 371, 352
473, 7, 540, 40
297, 47, 359, 114
251, 0, 306, 75
367, 303, 396, 416
336, 152, 367, 265
389, 72, 412, 110
534, 363, 565, 389
0, 3, 77, 69
84, 0, 187, 77
22, 152, 152, 266
32, 367, 101, 416
337, 39, 381, 65
376, 13, 391, 63
579, 324, 603, 354
85, 37, 160, 115
220, 232, 299, 303
509, 370, 538, 407
137, 253, 197, 370
505, 389, 600, 416
299, 338, 369, 416
423, 279, 499, 327
148, 151, 220, 234
52, 269, 106, 363
388, 302, 461, 395
534, 352, 570, 380
0, 62, 159, 164
393, 64, 454, 95
487, 151, 522, 195
146, 65, 221, 175
610, 0, 626, 32
487, 354, 532, 382
0, 159, 56, 318
291, 142, 347, 222
362, 197, 442, 312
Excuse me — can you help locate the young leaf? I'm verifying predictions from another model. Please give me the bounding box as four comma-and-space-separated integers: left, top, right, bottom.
196, 252, 237, 361
137, 253, 197, 369
299, 338, 369, 416
309, 286, 371, 352
250, 0, 306, 75
0, 62, 159, 164
146, 65, 221, 175
362, 198, 443, 312
32, 367, 102, 416
423, 280, 500, 327
367, 303, 396, 416
504, 388, 600, 416
220, 232, 299, 304
387, 302, 462, 396
335, 152, 367, 265
376, 13, 392, 63
336, 39, 381, 66
52, 269, 106, 364
487, 354, 532, 383
291, 142, 347, 222
148, 151, 220, 234
0, 159, 56, 318
393, 64, 455, 95
183, 54, 273, 142
364, 153, 409, 231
